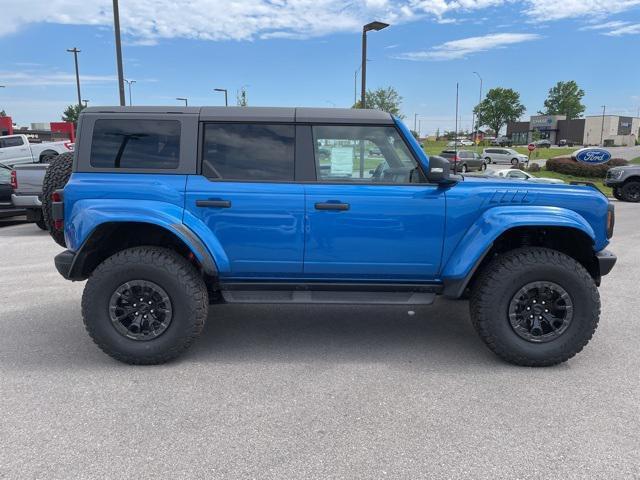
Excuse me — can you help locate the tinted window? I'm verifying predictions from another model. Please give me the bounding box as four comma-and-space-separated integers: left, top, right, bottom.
313, 125, 420, 184
1, 137, 24, 148
202, 123, 294, 181
459, 151, 473, 159
90, 119, 180, 169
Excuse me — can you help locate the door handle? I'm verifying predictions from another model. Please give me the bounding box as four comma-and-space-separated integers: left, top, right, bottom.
315, 202, 350, 211
196, 199, 231, 208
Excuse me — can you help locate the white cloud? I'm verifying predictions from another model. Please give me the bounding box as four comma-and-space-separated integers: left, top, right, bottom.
394, 32, 541, 60
604, 23, 640, 36
0, 1, 639, 43
524, 0, 640, 21
0, 70, 115, 87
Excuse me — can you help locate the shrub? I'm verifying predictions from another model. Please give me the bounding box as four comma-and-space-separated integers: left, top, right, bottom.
528, 163, 541, 172
545, 157, 628, 178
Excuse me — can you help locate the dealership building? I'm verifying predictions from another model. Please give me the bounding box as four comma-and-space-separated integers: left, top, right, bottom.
507, 114, 640, 146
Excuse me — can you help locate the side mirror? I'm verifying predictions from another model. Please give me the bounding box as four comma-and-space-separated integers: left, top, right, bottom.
427, 155, 456, 185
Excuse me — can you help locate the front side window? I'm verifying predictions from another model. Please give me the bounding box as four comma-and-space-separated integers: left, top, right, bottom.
90, 119, 181, 169
202, 123, 294, 181
0, 137, 24, 148
313, 125, 420, 183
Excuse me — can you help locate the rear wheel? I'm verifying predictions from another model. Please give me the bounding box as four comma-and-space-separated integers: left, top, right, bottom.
621, 181, 640, 202
485, 157, 492, 164
41, 152, 73, 247
470, 247, 600, 367
82, 247, 208, 365
35, 217, 47, 230
480, 162, 487, 172
612, 187, 623, 201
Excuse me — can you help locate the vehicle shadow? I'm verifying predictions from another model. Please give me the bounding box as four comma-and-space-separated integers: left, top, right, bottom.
187, 299, 499, 368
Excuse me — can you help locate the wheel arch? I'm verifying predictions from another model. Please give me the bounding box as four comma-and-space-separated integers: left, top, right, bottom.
441, 207, 599, 298
67, 221, 218, 280
39, 150, 59, 161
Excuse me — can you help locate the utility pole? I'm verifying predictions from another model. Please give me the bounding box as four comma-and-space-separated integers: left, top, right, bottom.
600, 105, 606, 146
124, 79, 136, 106
112, 0, 126, 106
214, 88, 228, 106
66, 48, 82, 109
414, 113, 418, 132
360, 21, 389, 108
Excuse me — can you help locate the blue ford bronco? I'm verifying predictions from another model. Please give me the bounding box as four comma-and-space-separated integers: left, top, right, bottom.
45, 107, 617, 366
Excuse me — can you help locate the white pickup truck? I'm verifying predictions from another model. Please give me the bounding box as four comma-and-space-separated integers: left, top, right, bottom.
0, 134, 73, 167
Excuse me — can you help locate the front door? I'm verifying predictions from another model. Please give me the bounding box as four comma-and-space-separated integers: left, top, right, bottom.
185, 123, 305, 278
0, 136, 30, 166
304, 124, 446, 280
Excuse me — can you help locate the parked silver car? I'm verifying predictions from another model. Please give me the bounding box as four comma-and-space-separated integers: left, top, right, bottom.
487, 169, 565, 184
439, 150, 487, 173
482, 148, 529, 165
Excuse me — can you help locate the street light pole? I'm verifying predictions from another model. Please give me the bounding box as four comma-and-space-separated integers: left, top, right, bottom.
214, 88, 228, 106
124, 79, 136, 106
472, 71, 482, 144
600, 105, 606, 146
66, 48, 82, 109
414, 113, 418, 132
112, 0, 126, 106
360, 21, 389, 108
177, 97, 188, 106
82, 99, 89, 107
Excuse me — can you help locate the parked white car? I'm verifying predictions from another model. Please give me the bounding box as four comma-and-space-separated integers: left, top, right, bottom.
482, 148, 528, 165
447, 139, 474, 147
0, 134, 74, 167
489, 169, 565, 184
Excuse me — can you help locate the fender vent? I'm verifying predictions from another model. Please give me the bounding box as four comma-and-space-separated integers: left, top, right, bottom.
488, 189, 537, 204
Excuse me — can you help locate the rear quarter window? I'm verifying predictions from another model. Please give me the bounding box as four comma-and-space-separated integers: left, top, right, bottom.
90, 119, 181, 169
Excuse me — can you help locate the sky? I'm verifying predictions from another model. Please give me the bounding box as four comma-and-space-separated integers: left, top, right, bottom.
1, 0, 640, 134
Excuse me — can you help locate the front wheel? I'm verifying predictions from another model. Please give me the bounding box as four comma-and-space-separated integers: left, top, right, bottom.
81, 247, 209, 364
470, 247, 600, 367
511, 158, 519, 166
484, 157, 492, 164
480, 162, 487, 172
621, 181, 640, 202
460, 164, 468, 173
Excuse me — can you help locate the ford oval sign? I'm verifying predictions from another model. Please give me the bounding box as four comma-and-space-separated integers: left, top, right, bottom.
574, 148, 611, 165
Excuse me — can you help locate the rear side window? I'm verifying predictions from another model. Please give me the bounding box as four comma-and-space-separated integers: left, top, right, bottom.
0, 137, 24, 148
90, 119, 181, 169
202, 123, 294, 181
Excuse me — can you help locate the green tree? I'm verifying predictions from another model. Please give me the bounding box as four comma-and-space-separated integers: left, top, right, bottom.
352, 86, 404, 119
61, 104, 85, 125
409, 129, 419, 139
539, 80, 585, 120
0, 110, 6, 117
474, 87, 526, 137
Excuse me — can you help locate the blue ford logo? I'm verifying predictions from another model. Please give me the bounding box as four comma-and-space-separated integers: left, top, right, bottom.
574, 148, 611, 165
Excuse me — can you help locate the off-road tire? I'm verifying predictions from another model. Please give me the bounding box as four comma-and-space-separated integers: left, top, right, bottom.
621, 181, 640, 203
35, 217, 47, 230
41, 152, 73, 247
612, 187, 623, 201
82, 247, 208, 365
470, 247, 600, 367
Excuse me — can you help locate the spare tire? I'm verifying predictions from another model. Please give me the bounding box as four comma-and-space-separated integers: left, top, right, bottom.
42, 152, 73, 247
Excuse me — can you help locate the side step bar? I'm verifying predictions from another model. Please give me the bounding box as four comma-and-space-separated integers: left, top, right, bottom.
219, 282, 441, 305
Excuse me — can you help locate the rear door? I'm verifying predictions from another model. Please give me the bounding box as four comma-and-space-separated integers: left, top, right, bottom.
185, 122, 305, 278
303, 124, 446, 280
0, 136, 31, 166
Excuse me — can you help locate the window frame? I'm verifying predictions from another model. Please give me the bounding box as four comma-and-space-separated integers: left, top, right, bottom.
199, 121, 298, 183
307, 123, 431, 186
76, 113, 198, 174
0, 136, 25, 148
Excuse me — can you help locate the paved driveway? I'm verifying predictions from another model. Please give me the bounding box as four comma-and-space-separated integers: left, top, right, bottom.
0, 204, 639, 479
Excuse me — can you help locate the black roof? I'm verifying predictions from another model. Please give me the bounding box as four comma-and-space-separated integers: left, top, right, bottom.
81, 106, 394, 124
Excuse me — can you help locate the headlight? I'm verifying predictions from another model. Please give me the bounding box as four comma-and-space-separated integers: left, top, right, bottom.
608, 170, 624, 179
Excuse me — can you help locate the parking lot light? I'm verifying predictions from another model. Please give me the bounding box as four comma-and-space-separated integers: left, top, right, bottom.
66, 48, 82, 109
176, 97, 188, 106
361, 21, 389, 108
214, 88, 228, 106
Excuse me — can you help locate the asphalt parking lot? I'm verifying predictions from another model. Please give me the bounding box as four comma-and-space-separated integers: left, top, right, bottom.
0, 203, 639, 479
